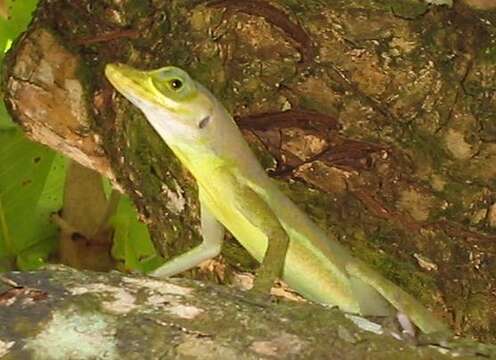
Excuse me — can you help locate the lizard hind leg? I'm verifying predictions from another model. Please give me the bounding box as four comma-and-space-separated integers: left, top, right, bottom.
346, 260, 449, 334
234, 184, 290, 294
253, 224, 289, 294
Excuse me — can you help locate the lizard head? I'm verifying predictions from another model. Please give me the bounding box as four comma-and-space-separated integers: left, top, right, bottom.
105, 63, 215, 141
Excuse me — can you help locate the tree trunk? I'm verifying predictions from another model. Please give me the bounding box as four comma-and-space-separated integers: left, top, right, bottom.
3, 0, 496, 342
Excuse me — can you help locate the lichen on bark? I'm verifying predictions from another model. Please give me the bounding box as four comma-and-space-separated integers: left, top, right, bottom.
1, 267, 495, 359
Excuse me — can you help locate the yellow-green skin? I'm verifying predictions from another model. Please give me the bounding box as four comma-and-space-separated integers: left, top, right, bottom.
105, 63, 448, 334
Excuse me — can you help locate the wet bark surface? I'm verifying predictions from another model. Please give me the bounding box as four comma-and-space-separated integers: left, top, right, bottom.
3, 0, 496, 342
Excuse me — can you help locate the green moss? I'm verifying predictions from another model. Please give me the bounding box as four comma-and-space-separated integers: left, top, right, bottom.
347, 226, 437, 304
248, 139, 278, 172
481, 45, 496, 63
403, 129, 450, 169
299, 94, 329, 113
281, 0, 326, 13
464, 79, 485, 97
464, 293, 492, 332
11, 315, 45, 337
190, 59, 227, 96
391, 0, 429, 19
368, 251, 435, 303
280, 180, 338, 229
439, 180, 478, 218
71, 292, 113, 313
222, 237, 258, 271
124, 0, 153, 25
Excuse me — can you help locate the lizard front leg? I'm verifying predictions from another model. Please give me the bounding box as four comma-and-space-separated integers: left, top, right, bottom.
150, 188, 224, 278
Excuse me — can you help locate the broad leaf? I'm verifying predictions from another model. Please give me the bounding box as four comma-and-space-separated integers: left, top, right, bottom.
0, 128, 67, 269
111, 196, 163, 273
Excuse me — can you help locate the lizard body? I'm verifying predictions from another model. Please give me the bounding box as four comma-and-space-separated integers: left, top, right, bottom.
105, 63, 448, 334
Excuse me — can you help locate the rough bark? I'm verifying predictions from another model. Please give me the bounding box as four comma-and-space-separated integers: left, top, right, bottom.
3, 0, 496, 342
1, 266, 495, 359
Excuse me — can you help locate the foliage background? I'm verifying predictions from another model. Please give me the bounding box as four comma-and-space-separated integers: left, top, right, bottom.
0, 0, 159, 272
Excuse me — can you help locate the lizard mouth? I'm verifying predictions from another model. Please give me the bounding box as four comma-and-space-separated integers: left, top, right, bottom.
105, 63, 162, 109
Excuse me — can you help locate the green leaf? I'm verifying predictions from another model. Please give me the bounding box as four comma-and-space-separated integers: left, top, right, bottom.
0, 103, 14, 130
0, 0, 161, 273
16, 240, 54, 270
0, 0, 65, 270
0, 0, 38, 57
111, 196, 163, 273
0, 128, 67, 269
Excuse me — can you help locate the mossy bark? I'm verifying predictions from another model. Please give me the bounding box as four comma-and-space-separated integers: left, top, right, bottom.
1, 266, 495, 359
3, 0, 496, 342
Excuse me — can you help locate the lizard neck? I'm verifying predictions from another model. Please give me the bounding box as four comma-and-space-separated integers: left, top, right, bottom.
168, 142, 233, 181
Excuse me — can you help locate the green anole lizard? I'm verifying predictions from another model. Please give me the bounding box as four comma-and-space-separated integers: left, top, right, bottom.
105, 63, 448, 335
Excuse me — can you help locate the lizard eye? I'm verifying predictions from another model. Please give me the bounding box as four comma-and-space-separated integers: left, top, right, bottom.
169, 79, 183, 90
150, 67, 195, 100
